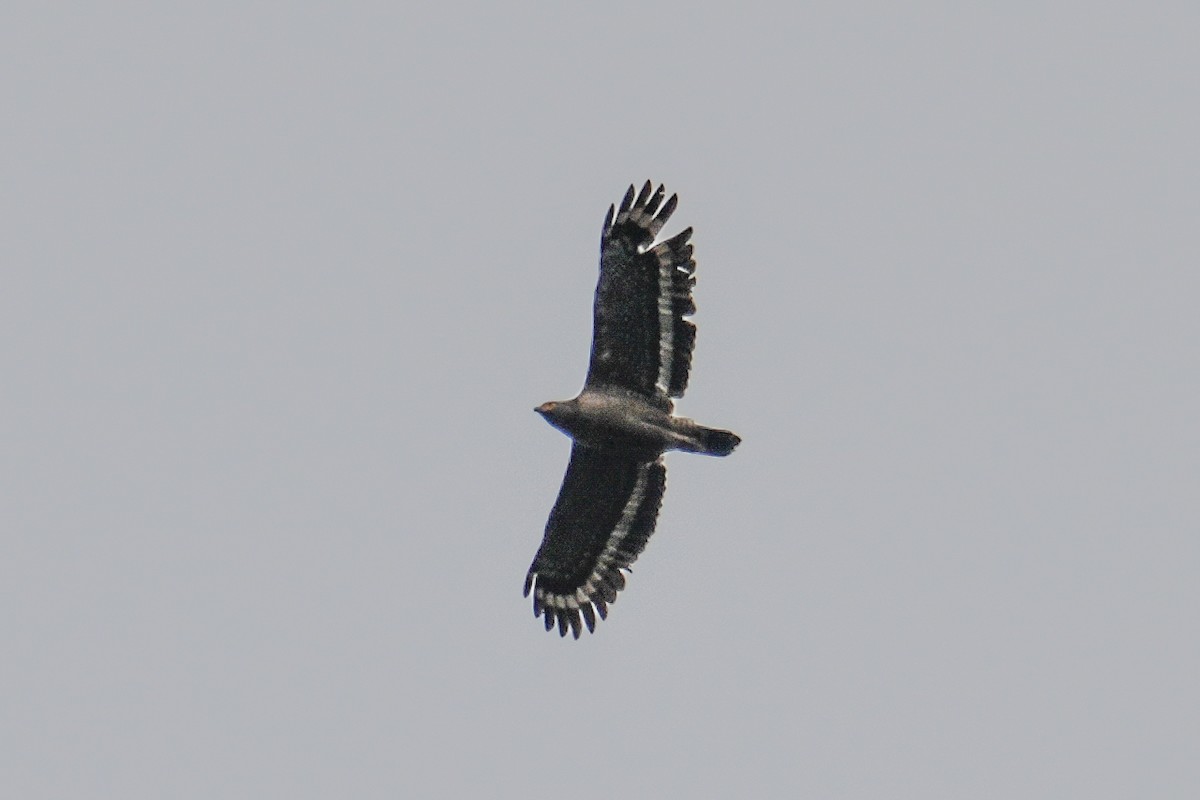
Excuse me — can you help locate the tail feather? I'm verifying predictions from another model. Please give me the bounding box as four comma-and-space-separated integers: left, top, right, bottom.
697, 426, 740, 457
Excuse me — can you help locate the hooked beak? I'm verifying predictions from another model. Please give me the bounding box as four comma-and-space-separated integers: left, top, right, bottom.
535, 402, 555, 416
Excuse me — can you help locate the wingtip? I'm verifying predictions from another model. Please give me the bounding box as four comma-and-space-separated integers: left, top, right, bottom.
647, 183, 665, 214
567, 609, 582, 639
635, 180, 654, 208
619, 184, 636, 213
659, 192, 678, 222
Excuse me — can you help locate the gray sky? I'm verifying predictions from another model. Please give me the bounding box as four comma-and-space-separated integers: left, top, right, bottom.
4, 3, 1198, 797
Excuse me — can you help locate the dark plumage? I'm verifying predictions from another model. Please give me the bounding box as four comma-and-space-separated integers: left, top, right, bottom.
525, 182, 740, 638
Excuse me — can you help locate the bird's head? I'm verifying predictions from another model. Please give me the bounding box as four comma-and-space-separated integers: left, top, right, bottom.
535, 399, 578, 434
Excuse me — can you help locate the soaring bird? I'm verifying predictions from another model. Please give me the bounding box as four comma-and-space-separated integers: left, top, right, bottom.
526, 181, 740, 638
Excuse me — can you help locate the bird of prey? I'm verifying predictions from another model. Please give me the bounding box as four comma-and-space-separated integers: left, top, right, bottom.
526, 181, 740, 638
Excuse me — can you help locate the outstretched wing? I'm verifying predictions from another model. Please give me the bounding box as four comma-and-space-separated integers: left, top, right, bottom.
524, 444, 667, 638
585, 181, 698, 403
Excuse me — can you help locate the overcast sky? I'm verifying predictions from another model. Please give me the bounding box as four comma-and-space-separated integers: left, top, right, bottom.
4, 3, 1198, 798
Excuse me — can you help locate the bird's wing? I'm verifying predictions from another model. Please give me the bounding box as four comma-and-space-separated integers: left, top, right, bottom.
584, 181, 697, 404
524, 444, 667, 638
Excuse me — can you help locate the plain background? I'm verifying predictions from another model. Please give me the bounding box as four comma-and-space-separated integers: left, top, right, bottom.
4, 3, 1197, 797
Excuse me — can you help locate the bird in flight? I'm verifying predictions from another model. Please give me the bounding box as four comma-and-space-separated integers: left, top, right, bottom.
526, 181, 740, 638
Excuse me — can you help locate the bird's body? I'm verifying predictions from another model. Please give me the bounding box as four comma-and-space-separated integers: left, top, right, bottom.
537, 391, 738, 458
526, 181, 740, 638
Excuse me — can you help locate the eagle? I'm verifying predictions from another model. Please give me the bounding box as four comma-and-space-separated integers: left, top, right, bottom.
525, 181, 741, 638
